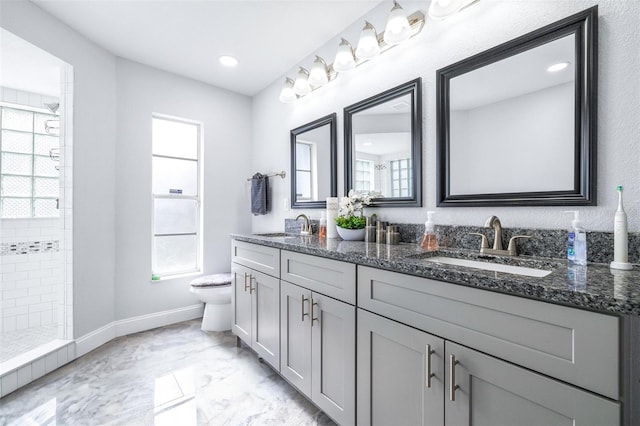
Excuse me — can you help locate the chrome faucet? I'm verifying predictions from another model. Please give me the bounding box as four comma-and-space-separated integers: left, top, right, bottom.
484, 215, 503, 251
470, 215, 531, 256
296, 214, 312, 235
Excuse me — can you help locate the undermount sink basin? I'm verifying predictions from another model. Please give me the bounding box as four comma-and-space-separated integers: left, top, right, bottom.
425, 256, 552, 278
253, 232, 291, 237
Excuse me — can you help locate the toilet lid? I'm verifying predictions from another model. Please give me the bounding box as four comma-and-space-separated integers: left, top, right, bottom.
190, 273, 232, 288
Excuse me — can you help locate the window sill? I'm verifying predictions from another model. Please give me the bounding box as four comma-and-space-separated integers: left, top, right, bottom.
151, 271, 202, 282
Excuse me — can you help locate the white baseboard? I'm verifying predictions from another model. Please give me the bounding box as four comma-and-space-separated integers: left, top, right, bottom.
114, 304, 203, 337
75, 304, 204, 358
75, 322, 116, 358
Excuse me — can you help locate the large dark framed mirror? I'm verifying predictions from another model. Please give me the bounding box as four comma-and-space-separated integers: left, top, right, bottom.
290, 113, 337, 208
344, 78, 422, 207
437, 7, 597, 206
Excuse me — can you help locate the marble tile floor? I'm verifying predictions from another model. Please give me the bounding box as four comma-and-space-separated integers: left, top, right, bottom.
0, 320, 336, 426
1, 324, 59, 363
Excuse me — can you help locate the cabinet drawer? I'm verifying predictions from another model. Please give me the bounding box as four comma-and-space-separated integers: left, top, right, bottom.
358, 266, 619, 400
231, 240, 280, 277
281, 250, 356, 304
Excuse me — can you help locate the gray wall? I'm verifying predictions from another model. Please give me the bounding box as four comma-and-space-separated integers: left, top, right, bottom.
114, 58, 252, 320
250, 0, 640, 232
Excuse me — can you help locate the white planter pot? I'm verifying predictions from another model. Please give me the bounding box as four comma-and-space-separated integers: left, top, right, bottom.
336, 227, 366, 241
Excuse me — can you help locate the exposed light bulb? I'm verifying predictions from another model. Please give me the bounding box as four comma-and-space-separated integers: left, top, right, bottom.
293, 67, 312, 96
333, 38, 356, 72
308, 56, 329, 86
279, 78, 297, 103
428, 0, 475, 20
384, 1, 411, 45
356, 21, 381, 60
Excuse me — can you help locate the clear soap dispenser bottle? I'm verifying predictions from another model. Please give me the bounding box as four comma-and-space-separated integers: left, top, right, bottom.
565, 211, 587, 266
420, 211, 439, 250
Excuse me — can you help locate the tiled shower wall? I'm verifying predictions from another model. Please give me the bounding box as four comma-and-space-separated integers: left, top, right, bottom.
1, 87, 59, 111
0, 219, 62, 333
0, 70, 75, 397
0, 88, 64, 335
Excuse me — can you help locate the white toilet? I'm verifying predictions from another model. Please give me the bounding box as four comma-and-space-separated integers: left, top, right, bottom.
189, 273, 232, 331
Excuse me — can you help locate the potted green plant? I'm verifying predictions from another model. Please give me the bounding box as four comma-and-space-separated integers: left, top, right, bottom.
335, 190, 379, 241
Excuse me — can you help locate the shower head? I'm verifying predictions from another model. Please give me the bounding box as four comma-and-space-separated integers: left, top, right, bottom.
44, 102, 59, 114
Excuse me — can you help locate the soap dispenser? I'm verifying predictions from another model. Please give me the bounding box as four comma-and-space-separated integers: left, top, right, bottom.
420, 211, 439, 250
565, 211, 587, 266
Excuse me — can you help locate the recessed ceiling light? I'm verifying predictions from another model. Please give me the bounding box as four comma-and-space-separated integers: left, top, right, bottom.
363, 142, 373, 146
547, 62, 569, 73
392, 101, 410, 110
219, 55, 238, 67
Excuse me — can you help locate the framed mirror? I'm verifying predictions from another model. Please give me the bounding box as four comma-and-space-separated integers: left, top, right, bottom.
290, 113, 337, 208
437, 7, 597, 206
344, 78, 422, 207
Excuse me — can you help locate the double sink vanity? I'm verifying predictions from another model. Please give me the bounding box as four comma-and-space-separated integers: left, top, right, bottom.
230, 232, 640, 426
233, 5, 639, 425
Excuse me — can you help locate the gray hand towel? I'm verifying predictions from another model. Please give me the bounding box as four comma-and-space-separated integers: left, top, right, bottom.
251, 173, 269, 215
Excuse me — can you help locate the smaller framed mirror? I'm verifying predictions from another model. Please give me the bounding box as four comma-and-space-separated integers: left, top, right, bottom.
290, 113, 337, 208
344, 78, 422, 207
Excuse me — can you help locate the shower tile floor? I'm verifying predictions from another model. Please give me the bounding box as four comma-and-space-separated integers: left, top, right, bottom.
0, 324, 59, 363
0, 320, 337, 425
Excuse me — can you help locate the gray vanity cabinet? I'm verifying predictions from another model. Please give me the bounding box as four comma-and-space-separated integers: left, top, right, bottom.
280, 251, 356, 426
280, 280, 356, 426
231, 241, 281, 370
445, 341, 620, 426
357, 309, 444, 426
231, 264, 280, 369
357, 266, 621, 426
280, 280, 312, 395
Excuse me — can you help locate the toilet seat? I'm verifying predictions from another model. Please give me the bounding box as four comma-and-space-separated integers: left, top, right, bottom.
189, 273, 232, 288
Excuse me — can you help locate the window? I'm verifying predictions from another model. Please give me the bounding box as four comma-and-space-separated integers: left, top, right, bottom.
151, 116, 201, 278
354, 159, 374, 191
295, 141, 315, 201
390, 158, 412, 197
0, 105, 60, 218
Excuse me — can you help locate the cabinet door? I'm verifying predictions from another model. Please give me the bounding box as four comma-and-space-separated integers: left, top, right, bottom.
311, 293, 356, 426
280, 281, 312, 397
251, 269, 280, 369
357, 309, 445, 426
231, 263, 252, 344
445, 341, 620, 426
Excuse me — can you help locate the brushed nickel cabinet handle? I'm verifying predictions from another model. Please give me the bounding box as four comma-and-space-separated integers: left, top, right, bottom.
249, 275, 256, 294
301, 294, 309, 322
311, 299, 319, 326
449, 354, 460, 401
426, 344, 436, 388
244, 273, 251, 292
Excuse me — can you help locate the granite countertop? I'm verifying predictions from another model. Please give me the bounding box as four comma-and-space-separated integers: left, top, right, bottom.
231, 233, 640, 316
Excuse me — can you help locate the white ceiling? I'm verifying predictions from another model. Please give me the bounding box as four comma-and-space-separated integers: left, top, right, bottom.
27, 0, 385, 96
451, 33, 575, 110
0, 28, 62, 96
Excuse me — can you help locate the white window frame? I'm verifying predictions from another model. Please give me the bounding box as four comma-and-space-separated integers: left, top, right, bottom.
295, 140, 318, 201
151, 114, 203, 279
390, 158, 412, 197
355, 159, 374, 191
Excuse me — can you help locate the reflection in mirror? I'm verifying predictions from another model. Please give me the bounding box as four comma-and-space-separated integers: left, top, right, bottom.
290, 113, 337, 208
437, 7, 597, 206
345, 78, 422, 207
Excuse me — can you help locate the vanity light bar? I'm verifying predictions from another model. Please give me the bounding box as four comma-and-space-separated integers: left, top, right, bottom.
280, 9, 425, 103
